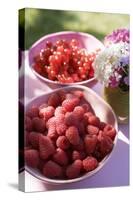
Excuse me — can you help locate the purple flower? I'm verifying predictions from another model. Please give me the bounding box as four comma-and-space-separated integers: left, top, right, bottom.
120, 55, 129, 66
124, 76, 129, 85
104, 28, 130, 45
109, 76, 119, 88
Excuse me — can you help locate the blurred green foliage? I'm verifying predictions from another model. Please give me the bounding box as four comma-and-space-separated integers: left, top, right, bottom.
19, 8, 129, 50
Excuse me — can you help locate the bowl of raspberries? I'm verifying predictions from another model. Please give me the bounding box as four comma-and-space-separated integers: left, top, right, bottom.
24, 86, 118, 184
28, 31, 104, 88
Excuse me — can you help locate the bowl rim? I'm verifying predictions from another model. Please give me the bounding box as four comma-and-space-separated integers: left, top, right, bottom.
28, 31, 104, 86
25, 85, 118, 184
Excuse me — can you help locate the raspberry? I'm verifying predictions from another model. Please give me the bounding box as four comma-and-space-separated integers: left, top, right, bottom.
57, 90, 66, 102
87, 125, 99, 135
83, 156, 98, 172
71, 90, 84, 99
55, 114, 67, 135
24, 146, 32, 150
99, 122, 107, 130
92, 146, 103, 162
65, 93, 76, 100
56, 136, 70, 150
66, 160, 82, 179
29, 132, 42, 149
53, 148, 69, 166
103, 124, 116, 141
32, 117, 45, 132
77, 122, 86, 135
43, 160, 63, 178
73, 106, 85, 120
25, 116, 32, 132
72, 150, 86, 161
66, 126, 80, 145
84, 135, 98, 155
39, 135, 55, 159
54, 106, 66, 116
48, 93, 61, 107
88, 116, 100, 127
39, 103, 48, 110
73, 138, 84, 151
64, 112, 78, 126
46, 117, 58, 140
26, 106, 39, 119
82, 103, 91, 112
62, 98, 80, 112
39, 106, 55, 121
38, 158, 46, 171
83, 112, 94, 125
98, 133, 113, 156
25, 149, 39, 168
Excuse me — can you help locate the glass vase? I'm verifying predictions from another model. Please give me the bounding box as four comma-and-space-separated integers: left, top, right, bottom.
103, 87, 129, 124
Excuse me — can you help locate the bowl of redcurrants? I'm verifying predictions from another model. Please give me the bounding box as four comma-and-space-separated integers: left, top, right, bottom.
25, 86, 118, 184
28, 31, 104, 88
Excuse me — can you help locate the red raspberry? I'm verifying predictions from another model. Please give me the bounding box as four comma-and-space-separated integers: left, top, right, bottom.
57, 90, 66, 102
38, 158, 46, 171
103, 124, 116, 141
98, 133, 113, 156
54, 106, 66, 116
29, 132, 42, 149
83, 156, 98, 172
43, 160, 63, 178
99, 121, 107, 130
73, 106, 85, 120
87, 125, 99, 135
25, 149, 39, 168
65, 93, 76, 100
72, 150, 86, 161
66, 160, 82, 179
24, 146, 32, 150
39, 135, 55, 159
25, 116, 32, 132
48, 93, 61, 107
39, 106, 55, 121
26, 106, 39, 119
56, 136, 70, 150
55, 114, 67, 135
62, 97, 80, 112
32, 117, 46, 132
77, 122, 86, 135
88, 116, 100, 127
46, 117, 58, 140
83, 112, 94, 125
84, 135, 98, 155
53, 148, 69, 166
82, 103, 91, 112
66, 126, 80, 145
71, 90, 84, 99
64, 112, 78, 126
73, 137, 84, 151
39, 103, 48, 110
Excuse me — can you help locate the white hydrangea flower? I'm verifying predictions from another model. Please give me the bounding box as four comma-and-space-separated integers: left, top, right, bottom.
93, 42, 129, 87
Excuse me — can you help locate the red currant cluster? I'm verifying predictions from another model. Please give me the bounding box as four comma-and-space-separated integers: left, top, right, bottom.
33, 39, 98, 83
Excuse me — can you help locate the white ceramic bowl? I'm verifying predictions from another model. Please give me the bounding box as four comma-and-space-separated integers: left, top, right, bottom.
25, 85, 118, 184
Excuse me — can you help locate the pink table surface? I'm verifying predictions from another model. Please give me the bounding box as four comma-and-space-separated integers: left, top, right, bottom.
19, 52, 129, 192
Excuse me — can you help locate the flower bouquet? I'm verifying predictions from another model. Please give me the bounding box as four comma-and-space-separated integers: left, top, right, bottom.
94, 38, 129, 124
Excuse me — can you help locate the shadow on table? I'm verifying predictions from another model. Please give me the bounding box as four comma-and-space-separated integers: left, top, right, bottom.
8, 183, 18, 190
119, 124, 129, 139
19, 69, 98, 102
42, 138, 129, 191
